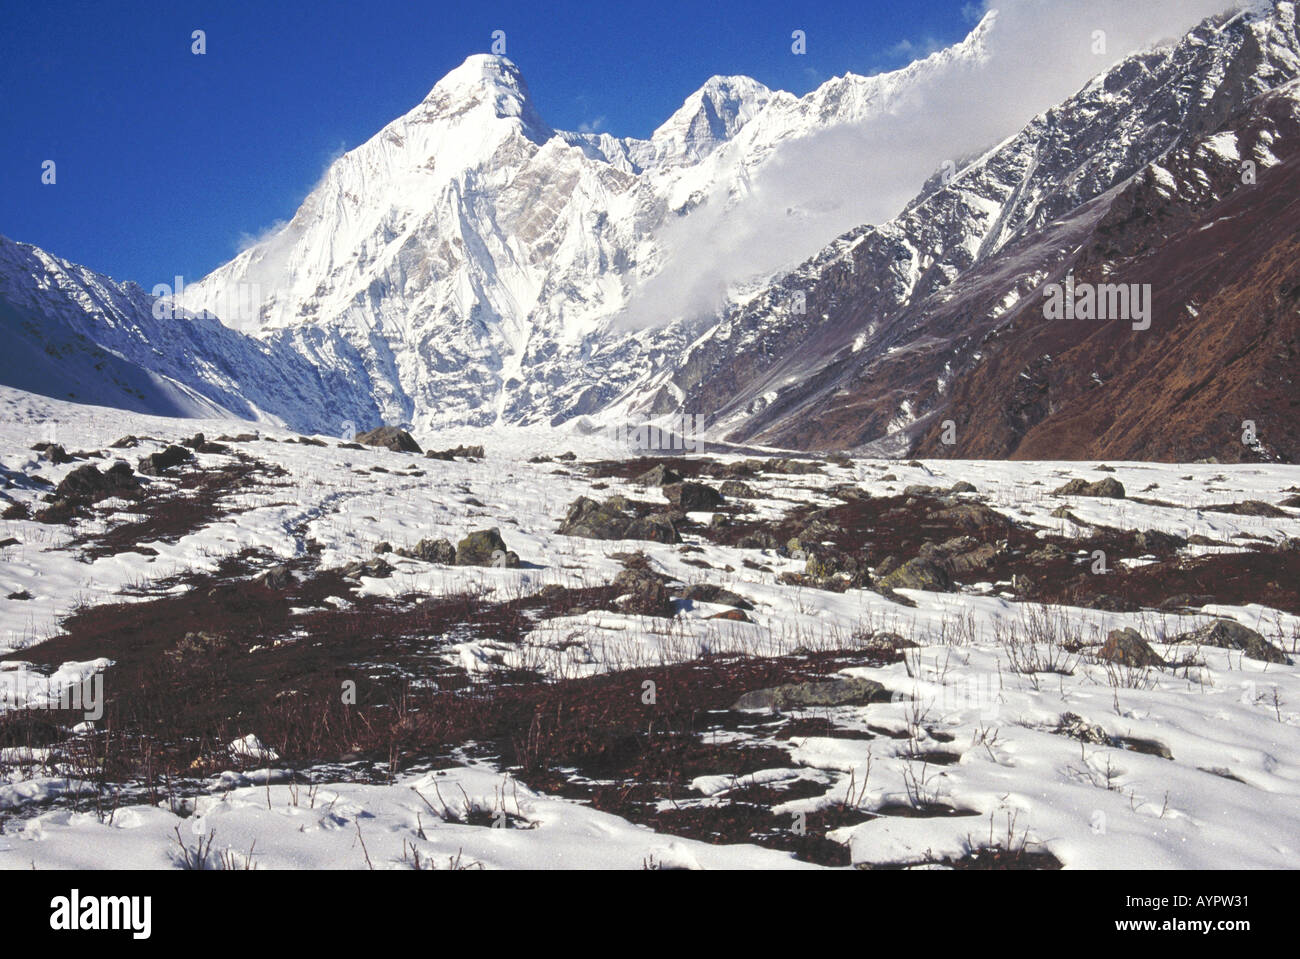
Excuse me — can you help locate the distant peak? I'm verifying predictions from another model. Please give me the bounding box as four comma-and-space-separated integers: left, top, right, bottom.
698, 74, 773, 96
431, 53, 528, 97
651, 73, 773, 156
421, 53, 548, 134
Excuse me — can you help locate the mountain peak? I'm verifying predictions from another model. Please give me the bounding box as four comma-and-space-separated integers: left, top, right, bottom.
432, 53, 528, 97
651, 74, 772, 162
422, 53, 548, 132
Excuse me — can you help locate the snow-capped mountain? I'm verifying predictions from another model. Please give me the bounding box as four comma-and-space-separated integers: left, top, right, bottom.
645, 0, 1300, 461
4, 2, 1297, 460
173, 19, 1007, 432
0, 234, 384, 430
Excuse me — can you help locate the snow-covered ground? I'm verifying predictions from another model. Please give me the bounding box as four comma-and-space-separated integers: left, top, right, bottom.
1, 386, 1297, 869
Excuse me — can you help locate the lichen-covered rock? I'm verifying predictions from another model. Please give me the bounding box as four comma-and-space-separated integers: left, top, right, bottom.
455, 528, 519, 567
719, 480, 758, 499
557, 496, 681, 544
733, 677, 887, 712
613, 568, 677, 617
879, 557, 954, 592
401, 538, 456, 565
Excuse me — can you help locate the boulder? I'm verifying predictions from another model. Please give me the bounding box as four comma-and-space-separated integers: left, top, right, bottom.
356, 426, 422, 454
879, 557, 953, 592
54, 461, 141, 501
719, 480, 758, 499
733, 677, 887, 712
33, 443, 72, 465
1053, 477, 1126, 499
1098, 628, 1164, 667
1173, 619, 1291, 664
138, 445, 193, 476
557, 496, 680, 544
677, 584, 753, 610
455, 528, 519, 567
634, 463, 683, 487
258, 564, 295, 590
402, 537, 457, 565
1134, 529, 1186, 554
663, 481, 724, 512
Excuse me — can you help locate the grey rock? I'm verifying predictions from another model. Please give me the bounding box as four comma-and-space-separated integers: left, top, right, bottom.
1174, 619, 1291, 664
402, 537, 456, 565
1053, 477, 1126, 499
258, 564, 295, 590
733, 677, 888, 712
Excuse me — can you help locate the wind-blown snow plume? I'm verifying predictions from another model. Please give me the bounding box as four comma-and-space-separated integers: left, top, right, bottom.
620, 0, 1244, 328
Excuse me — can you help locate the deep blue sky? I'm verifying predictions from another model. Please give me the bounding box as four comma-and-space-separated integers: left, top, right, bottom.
1, 0, 981, 288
